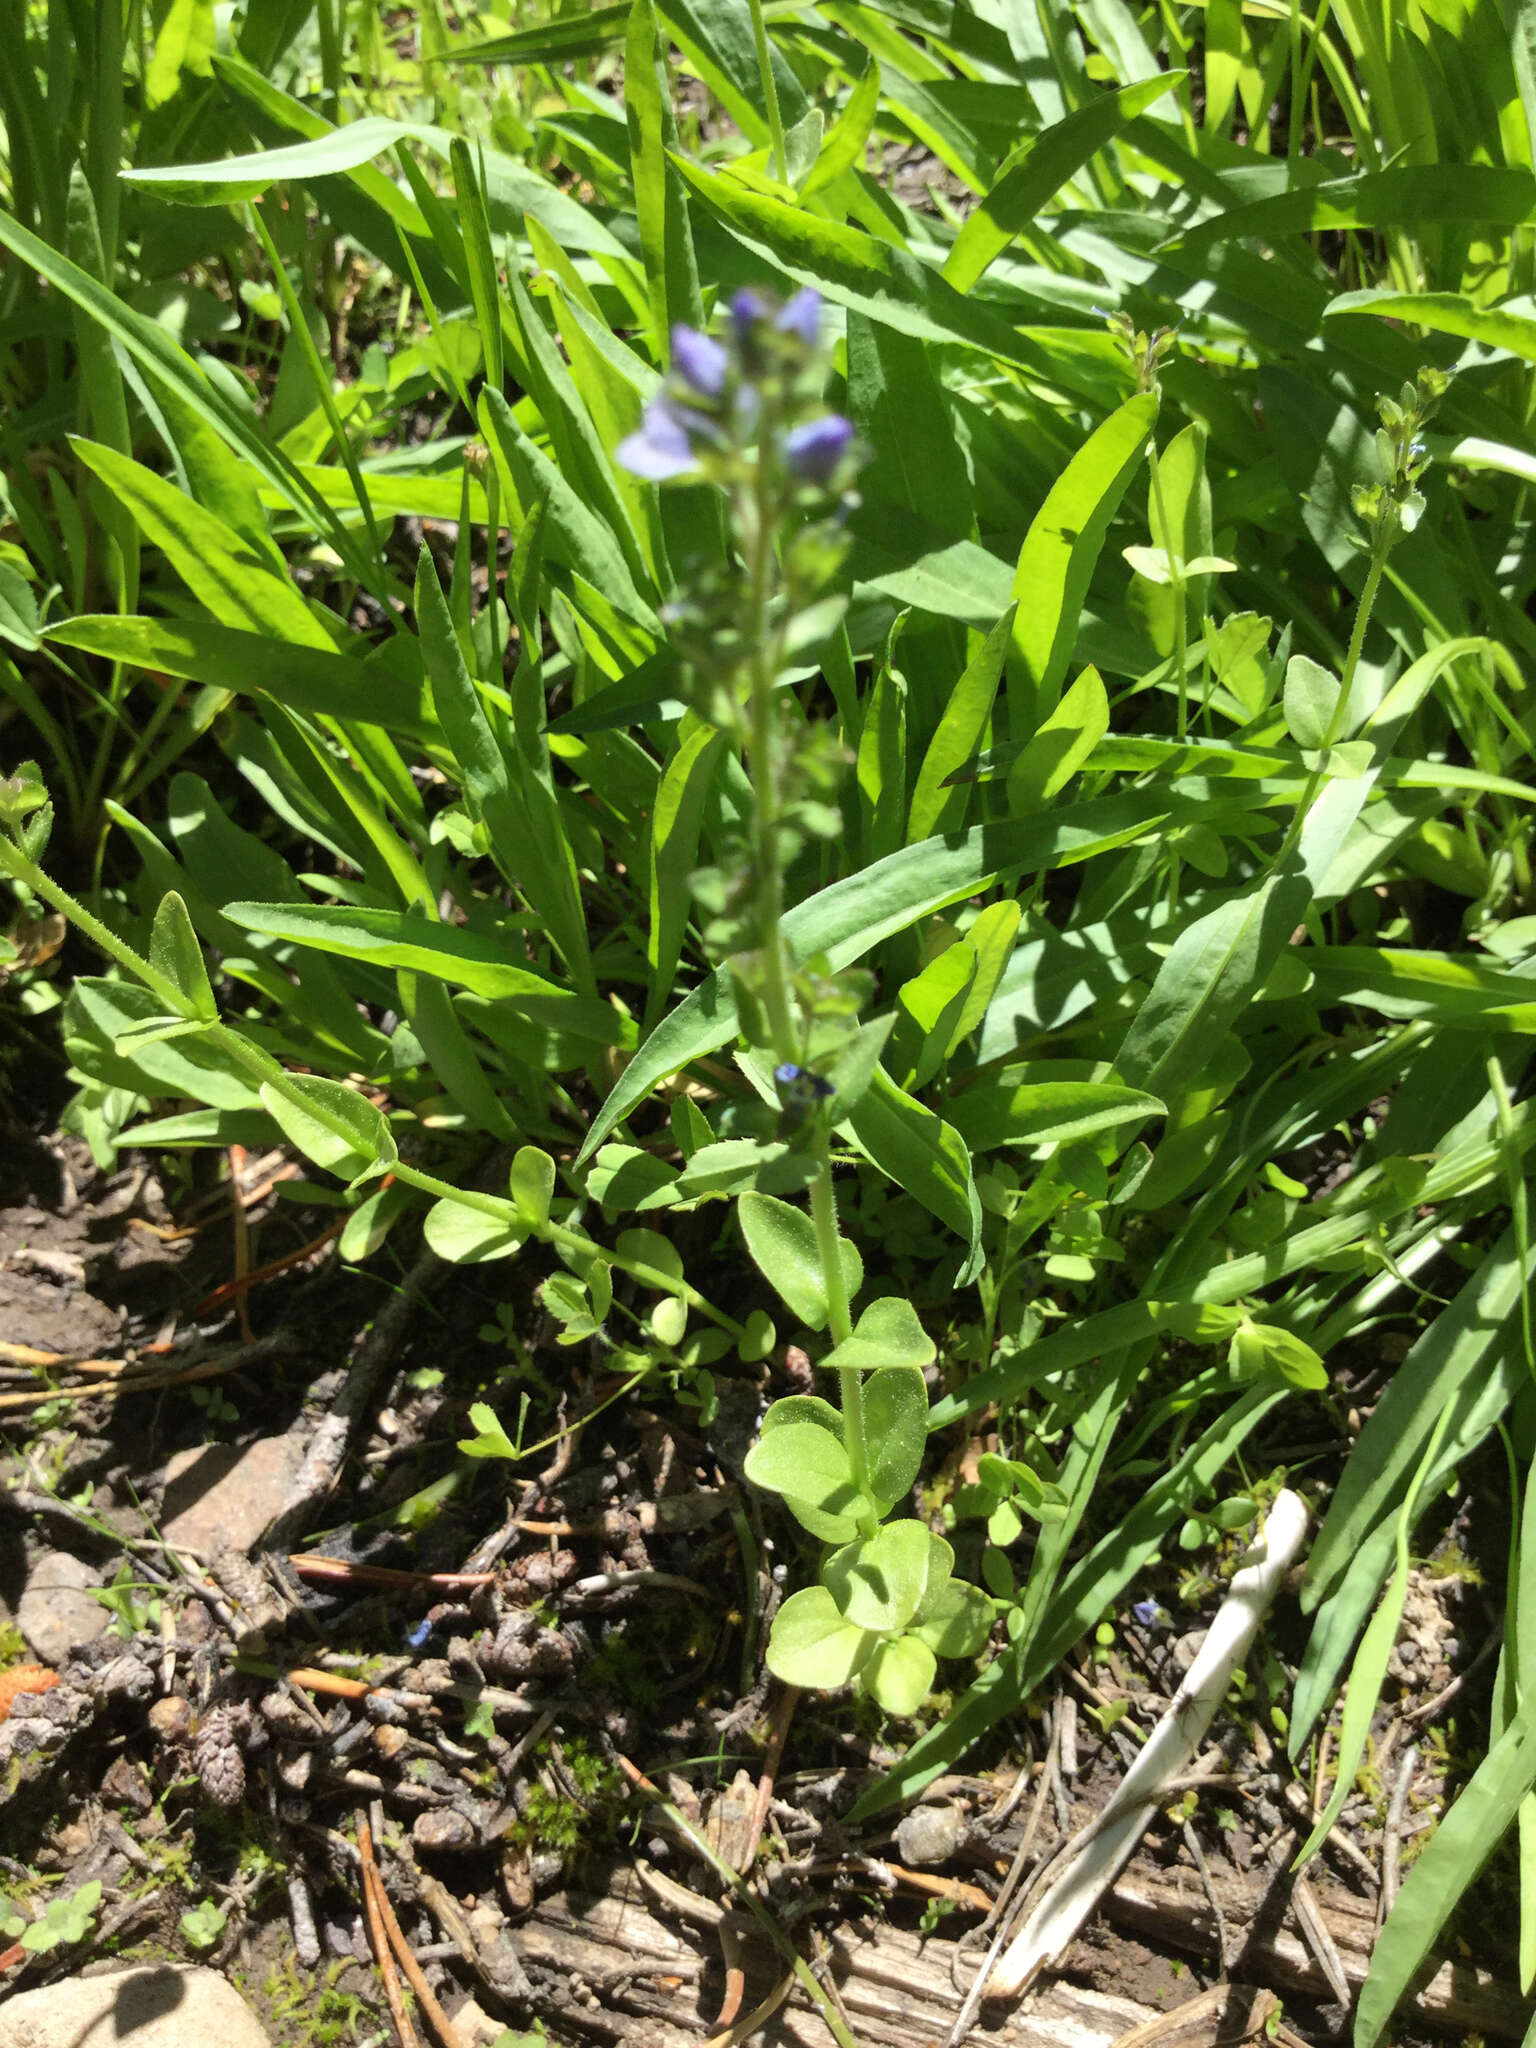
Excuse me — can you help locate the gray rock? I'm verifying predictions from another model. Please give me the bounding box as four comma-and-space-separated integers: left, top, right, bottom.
160, 1435, 307, 1555
17, 1550, 108, 1664
0, 1963, 272, 2048
896, 1799, 968, 1868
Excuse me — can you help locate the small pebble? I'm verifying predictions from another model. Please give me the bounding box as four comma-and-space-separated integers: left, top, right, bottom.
413, 1808, 477, 1854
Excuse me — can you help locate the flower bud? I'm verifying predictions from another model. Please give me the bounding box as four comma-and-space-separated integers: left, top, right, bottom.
784, 414, 854, 484
671, 323, 728, 399
775, 287, 822, 348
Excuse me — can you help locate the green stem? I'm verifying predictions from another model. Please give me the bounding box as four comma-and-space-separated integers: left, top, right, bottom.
745, 0, 788, 186
741, 472, 798, 1066
393, 1162, 745, 1338
811, 1149, 871, 1505
1147, 446, 1190, 741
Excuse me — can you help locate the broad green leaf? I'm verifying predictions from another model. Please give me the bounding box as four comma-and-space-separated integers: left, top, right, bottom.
738, 1191, 863, 1331
845, 1067, 983, 1277
1283, 655, 1342, 752
856, 618, 909, 864
580, 788, 1176, 1161
146, 0, 216, 106
424, 1196, 526, 1263
825, 1520, 934, 1632
745, 1418, 856, 1502
65, 979, 260, 1110
951, 900, 1023, 1047
671, 155, 1096, 378
147, 893, 216, 1024
858, 1365, 931, 1506
1116, 773, 1374, 1110
1010, 395, 1157, 735
947, 1079, 1165, 1155
890, 941, 975, 1091
862, 1635, 937, 1715
414, 548, 595, 990
910, 1578, 994, 1659
945, 73, 1183, 293
0, 566, 41, 651
1162, 165, 1536, 258
339, 1181, 413, 1264
1304, 947, 1536, 1030
615, 1227, 685, 1283
765, 1585, 874, 1689
458, 1402, 520, 1459
128, 115, 414, 199
648, 722, 726, 1026
1327, 287, 1536, 362
629, 0, 705, 349
47, 616, 431, 739
479, 391, 661, 636
1231, 1321, 1328, 1392
824, 1301, 936, 1375
907, 605, 1016, 841
69, 440, 332, 650
1006, 664, 1110, 810
260, 1077, 396, 1183
509, 1147, 557, 1231
848, 313, 972, 546
223, 902, 617, 1035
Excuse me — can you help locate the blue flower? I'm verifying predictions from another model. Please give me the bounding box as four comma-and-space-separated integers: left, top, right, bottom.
731, 288, 770, 341
775, 1062, 835, 1107
618, 395, 701, 480
671, 322, 728, 398
784, 414, 853, 483
776, 287, 822, 347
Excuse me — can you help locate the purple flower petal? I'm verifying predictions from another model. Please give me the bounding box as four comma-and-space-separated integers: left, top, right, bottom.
731, 288, 770, 338
671, 323, 728, 398
617, 396, 699, 480
776, 287, 822, 347
784, 413, 853, 483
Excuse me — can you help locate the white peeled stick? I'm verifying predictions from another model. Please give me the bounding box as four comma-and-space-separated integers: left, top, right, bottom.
983, 1487, 1310, 2005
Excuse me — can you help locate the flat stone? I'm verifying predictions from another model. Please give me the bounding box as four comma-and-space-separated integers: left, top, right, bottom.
160, 1435, 307, 1555
17, 1550, 108, 1664
0, 1964, 272, 2048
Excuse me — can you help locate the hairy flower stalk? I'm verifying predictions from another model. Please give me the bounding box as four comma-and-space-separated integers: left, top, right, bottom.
622, 287, 861, 1328
621, 295, 991, 1714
